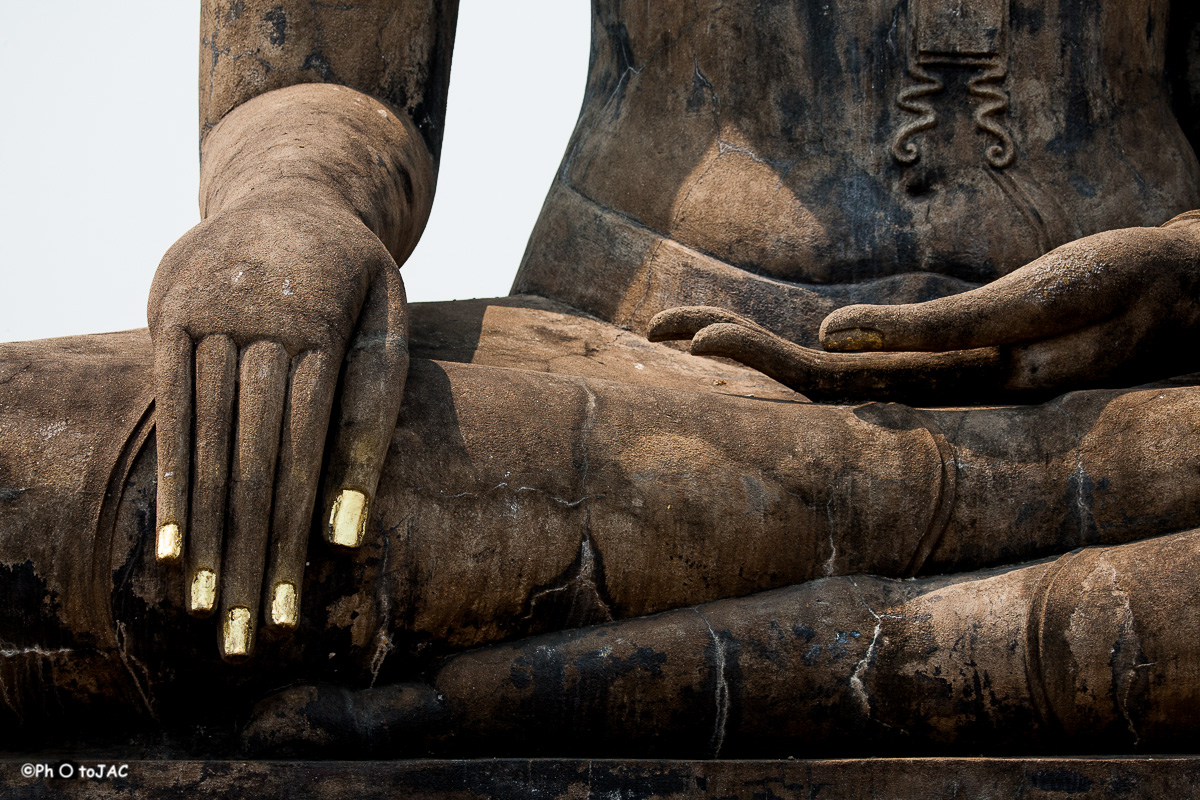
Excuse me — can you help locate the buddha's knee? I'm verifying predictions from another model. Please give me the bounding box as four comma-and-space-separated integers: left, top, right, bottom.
1029, 530, 1200, 750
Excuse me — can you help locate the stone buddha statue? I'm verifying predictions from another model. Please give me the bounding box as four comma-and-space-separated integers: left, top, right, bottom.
3, 0, 1200, 761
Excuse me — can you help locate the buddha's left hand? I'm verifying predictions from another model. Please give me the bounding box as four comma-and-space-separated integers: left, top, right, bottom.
649, 217, 1200, 404
149, 85, 434, 661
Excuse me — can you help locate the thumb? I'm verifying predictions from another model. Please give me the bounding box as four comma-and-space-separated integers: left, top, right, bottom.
322, 264, 409, 550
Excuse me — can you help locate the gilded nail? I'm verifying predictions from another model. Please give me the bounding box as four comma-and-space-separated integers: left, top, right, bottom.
824, 328, 884, 352
223, 607, 252, 658
190, 569, 217, 614
327, 489, 368, 548
156, 523, 182, 562
270, 583, 298, 629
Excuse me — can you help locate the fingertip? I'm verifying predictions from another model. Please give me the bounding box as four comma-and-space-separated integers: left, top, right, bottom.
269, 582, 299, 630
221, 606, 254, 661
819, 305, 888, 351
820, 327, 886, 352
647, 306, 761, 343
189, 568, 217, 617
327, 488, 369, 549
156, 523, 183, 563
689, 322, 752, 358
645, 309, 681, 342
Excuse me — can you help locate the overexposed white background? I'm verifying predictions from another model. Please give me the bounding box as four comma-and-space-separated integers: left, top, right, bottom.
0, 1, 589, 342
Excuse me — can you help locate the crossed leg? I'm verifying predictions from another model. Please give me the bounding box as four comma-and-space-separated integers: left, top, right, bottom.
3, 324, 1200, 752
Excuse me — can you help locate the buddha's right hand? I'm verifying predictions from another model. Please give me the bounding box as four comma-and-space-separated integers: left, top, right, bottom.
148, 85, 435, 661
648, 306, 1006, 404
819, 220, 1200, 393
650, 220, 1200, 404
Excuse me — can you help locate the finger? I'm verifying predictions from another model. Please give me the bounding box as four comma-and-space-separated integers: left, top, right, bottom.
323, 267, 409, 550
219, 340, 289, 661
647, 306, 774, 342
691, 323, 1005, 405
263, 351, 338, 632
186, 334, 236, 616
819, 237, 1139, 353
153, 328, 193, 565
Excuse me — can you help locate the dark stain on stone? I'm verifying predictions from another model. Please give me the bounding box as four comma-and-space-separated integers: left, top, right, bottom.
1166, 0, 1200, 156
778, 89, 811, 134
576, 644, 667, 679
264, 7, 287, 47
583, 761, 695, 798
904, 165, 945, 198
1030, 768, 1094, 793
1069, 174, 1096, 198
0, 487, 26, 503
792, 623, 816, 642
687, 60, 716, 114
800, 0, 846, 91
509, 658, 533, 691
0, 560, 70, 648
302, 51, 335, 82
1015, 498, 1048, 528
1010, 3, 1045, 35
600, 21, 638, 118
1044, 0, 1101, 158
1107, 773, 1139, 793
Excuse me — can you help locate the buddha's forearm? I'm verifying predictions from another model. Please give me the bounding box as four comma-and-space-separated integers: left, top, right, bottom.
200, 0, 458, 156
199, 83, 436, 263
198, 0, 457, 262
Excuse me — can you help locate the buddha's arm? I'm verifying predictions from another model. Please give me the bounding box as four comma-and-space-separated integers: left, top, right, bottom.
150, 0, 459, 661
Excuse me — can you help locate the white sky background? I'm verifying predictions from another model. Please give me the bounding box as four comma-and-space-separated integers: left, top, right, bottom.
0, 1, 590, 342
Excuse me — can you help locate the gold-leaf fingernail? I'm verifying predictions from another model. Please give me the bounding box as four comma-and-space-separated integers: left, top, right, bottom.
270, 583, 298, 629
824, 328, 884, 352
190, 569, 216, 614
156, 523, 182, 562
223, 607, 251, 658
327, 489, 368, 548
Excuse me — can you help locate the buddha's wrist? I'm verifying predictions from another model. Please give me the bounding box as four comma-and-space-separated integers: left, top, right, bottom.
199, 83, 436, 263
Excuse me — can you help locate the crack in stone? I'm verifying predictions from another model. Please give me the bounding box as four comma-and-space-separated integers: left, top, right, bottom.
0, 664, 17, 721
822, 478, 845, 577
368, 522, 397, 687
850, 620, 884, 716
413, 483, 592, 508
1048, 400, 1094, 544
525, 536, 614, 629
115, 622, 157, 721
1099, 555, 1144, 747
846, 577, 901, 725
693, 607, 730, 757
0, 646, 72, 659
